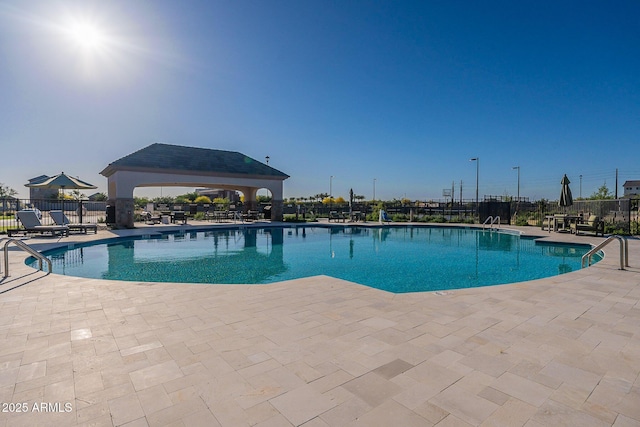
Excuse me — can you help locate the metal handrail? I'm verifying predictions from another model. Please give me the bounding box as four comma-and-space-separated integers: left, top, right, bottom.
581, 235, 629, 270
3, 238, 52, 278
482, 216, 500, 230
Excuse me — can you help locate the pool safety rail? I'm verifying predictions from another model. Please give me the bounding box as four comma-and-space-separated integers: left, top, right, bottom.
482, 216, 500, 230
1, 238, 52, 278
581, 235, 629, 270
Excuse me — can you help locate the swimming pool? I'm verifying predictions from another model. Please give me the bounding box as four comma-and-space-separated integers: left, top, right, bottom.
33, 226, 600, 293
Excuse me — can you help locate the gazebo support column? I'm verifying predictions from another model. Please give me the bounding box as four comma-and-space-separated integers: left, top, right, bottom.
266, 184, 284, 222
271, 199, 284, 222
110, 198, 134, 228
238, 187, 258, 213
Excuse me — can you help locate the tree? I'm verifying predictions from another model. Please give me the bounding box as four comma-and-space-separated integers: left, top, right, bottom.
93, 192, 108, 201
134, 196, 151, 209
194, 195, 212, 204
183, 192, 199, 202
70, 189, 86, 200
589, 182, 614, 200
0, 183, 18, 198
213, 197, 230, 208
153, 196, 175, 204
256, 195, 272, 203
322, 197, 334, 205
175, 195, 190, 204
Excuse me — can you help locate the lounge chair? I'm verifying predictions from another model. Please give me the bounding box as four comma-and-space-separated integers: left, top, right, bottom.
8, 210, 69, 237
572, 215, 605, 236
141, 211, 162, 224
50, 210, 98, 234
328, 211, 345, 222
379, 209, 391, 224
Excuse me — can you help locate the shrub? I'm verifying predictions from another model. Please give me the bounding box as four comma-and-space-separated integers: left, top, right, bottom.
514, 215, 529, 226
194, 196, 211, 204
605, 222, 629, 235
392, 214, 408, 222
193, 212, 206, 220
283, 214, 308, 223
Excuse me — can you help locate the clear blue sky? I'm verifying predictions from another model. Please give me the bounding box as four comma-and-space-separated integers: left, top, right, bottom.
1, 0, 638, 201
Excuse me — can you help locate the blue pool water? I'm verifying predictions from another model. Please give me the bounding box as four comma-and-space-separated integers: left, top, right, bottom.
33, 226, 599, 293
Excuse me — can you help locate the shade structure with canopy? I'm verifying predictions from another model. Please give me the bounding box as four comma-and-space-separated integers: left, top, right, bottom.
26, 172, 97, 193
25, 172, 97, 223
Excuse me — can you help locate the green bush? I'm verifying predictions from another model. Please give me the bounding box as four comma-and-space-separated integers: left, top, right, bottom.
193, 212, 205, 220
391, 214, 408, 222
194, 196, 211, 204
283, 214, 308, 223
605, 222, 629, 235
514, 215, 529, 226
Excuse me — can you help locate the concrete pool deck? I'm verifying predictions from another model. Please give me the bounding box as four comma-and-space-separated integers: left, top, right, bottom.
1, 222, 639, 426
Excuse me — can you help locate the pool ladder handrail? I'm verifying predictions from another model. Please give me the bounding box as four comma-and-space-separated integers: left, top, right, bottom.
581, 235, 629, 270
482, 216, 500, 230
2, 238, 52, 278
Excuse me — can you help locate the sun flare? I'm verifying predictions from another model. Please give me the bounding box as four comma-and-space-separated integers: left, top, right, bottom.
65, 20, 107, 51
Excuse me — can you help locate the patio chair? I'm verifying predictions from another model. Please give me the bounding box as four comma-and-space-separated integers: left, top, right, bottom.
49, 210, 98, 234
8, 210, 69, 237
328, 211, 345, 222
141, 211, 162, 224
572, 215, 605, 236
171, 211, 187, 224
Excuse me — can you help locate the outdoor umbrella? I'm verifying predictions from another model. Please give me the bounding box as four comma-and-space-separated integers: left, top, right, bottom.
25, 172, 97, 222
26, 172, 97, 193
559, 174, 573, 210
349, 188, 354, 215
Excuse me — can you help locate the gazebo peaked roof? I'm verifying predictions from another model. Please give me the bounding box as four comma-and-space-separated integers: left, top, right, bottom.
100, 143, 289, 179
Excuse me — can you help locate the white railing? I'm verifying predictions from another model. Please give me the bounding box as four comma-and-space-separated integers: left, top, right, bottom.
482, 216, 500, 230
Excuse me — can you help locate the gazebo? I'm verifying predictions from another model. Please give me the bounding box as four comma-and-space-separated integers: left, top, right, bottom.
100, 143, 289, 228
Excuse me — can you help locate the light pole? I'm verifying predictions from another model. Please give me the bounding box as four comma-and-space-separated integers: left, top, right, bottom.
373, 178, 377, 202
329, 176, 334, 210
579, 174, 583, 199
470, 157, 479, 219
512, 166, 520, 201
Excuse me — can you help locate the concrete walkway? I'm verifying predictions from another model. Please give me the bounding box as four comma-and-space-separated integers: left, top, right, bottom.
1, 223, 639, 426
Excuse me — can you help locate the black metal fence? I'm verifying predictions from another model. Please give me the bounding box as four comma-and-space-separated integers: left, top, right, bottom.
3, 196, 637, 235
512, 198, 639, 235
1, 198, 107, 234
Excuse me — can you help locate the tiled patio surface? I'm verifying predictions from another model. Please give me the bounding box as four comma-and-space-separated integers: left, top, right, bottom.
1, 222, 639, 426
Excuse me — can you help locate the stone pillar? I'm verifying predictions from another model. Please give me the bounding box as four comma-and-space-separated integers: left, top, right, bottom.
239, 187, 258, 213
115, 198, 135, 228
271, 199, 284, 222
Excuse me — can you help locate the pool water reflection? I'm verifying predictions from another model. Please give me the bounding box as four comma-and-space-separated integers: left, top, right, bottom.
36, 226, 599, 293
